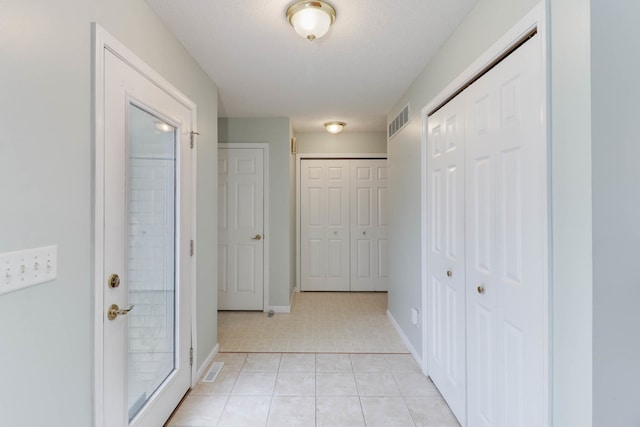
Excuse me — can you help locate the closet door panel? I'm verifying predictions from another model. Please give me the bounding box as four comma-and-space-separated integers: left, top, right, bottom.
350, 159, 388, 291
465, 35, 545, 427
375, 163, 389, 291
426, 94, 467, 423
300, 159, 349, 291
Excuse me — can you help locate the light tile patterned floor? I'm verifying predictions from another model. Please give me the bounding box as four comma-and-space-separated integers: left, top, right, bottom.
165, 292, 460, 427
166, 353, 460, 427
218, 292, 409, 353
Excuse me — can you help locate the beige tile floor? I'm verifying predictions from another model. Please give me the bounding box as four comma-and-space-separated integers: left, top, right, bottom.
218, 292, 408, 353
166, 352, 460, 427
165, 292, 460, 426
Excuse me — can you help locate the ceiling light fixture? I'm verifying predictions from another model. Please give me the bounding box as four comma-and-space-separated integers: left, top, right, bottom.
286, 1, 336, 41
324, 121, 346, 134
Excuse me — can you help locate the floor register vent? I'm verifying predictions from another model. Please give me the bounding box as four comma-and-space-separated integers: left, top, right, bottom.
202, 362, 224, 383
388, 103, 410, 141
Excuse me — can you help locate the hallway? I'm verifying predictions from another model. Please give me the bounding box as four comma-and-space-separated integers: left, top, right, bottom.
166, 293, 460, 426
218, 292, 407, 353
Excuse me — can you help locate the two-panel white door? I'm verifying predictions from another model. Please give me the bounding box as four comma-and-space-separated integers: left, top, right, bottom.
300, 159, 388, 291
218, 147, 265, 310
300, 159, 350, 291
426, 92, 467, 422
350, 160, 389, 292
426, 34, 547, 427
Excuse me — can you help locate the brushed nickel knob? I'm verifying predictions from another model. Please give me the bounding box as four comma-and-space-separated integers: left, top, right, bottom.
477, 285, 485, 294
446, 270, 452, 278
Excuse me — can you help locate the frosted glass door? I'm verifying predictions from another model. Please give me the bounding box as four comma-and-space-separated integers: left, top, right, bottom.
127, 105, 177, 421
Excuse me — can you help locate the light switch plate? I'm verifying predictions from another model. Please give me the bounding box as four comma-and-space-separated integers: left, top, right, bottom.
0, 245, 57, 295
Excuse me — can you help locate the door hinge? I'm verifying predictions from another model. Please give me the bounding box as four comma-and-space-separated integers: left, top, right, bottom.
190, 131, 199, 149
190, 240, 195, 256
190, 348, 194, 366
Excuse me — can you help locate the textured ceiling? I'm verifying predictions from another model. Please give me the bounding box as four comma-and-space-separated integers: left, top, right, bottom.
145, 0, 478, 132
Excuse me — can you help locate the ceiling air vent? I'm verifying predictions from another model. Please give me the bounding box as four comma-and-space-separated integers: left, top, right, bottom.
388, 104, 410, 141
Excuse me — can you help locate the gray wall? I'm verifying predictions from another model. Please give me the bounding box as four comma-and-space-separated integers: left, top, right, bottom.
218, 117, 293, 307
296, 131, 387, 154
591, 0, 640, 425
385, 0, 539, 358
0, 0, 219, 426
386, 0, 599, 424
549, 0, 593, 424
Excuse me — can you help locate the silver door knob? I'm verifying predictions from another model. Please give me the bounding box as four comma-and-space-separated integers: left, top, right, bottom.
446, 269, 452, 277
477, 285, 485, 294
252, 234, 262, 240
108, 304, 135, 321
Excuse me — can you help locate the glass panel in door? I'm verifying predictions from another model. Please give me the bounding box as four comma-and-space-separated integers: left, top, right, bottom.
127, 104, 177, 422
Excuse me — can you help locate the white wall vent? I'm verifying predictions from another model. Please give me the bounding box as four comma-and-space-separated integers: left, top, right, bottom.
388, 104, 410, 141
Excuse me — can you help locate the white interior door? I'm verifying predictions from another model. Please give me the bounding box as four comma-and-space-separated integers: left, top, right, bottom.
102, 49, 192, 427
465, 35, 545, 427
350, 160, 389, 291
426, 93, 467, 423
300, 159, 350, 291
218, 147, 265, 310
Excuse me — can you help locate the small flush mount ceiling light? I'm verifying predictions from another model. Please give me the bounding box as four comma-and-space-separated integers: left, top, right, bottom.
324, 121, 346, 134
286, 0, 336, 41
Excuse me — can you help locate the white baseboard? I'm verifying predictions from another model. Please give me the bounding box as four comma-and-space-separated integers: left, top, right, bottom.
194, 343, 219, 385
265, 305, 291, 313
387, 310, 423, 369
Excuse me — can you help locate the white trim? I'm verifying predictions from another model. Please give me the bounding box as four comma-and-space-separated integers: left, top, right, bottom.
190, 132, 198, 387
295, 152, 387, 290
93, 23, 197, 427
218, 143, 270, 311
266, 305, 291, 314
419, 2, 549, 421
387, 310, 423, 368
420, 110, 430, 377
194, 343, 220, 384
296, 152, 387, 159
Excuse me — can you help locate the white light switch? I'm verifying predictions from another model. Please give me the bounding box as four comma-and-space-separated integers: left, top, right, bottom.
0, 245, 57, 295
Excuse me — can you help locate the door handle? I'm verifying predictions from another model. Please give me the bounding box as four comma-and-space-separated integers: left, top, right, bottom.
252, 234, 262, 240
107, 304, 135, 321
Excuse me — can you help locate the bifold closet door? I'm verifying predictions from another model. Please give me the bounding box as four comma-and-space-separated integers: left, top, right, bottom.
464, 34, 546, 427
350, 160, 389, 291
300, 159, 350, 291
426, 92, 467, 423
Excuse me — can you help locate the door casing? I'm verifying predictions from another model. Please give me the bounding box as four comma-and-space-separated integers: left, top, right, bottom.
92, 24, 198, 427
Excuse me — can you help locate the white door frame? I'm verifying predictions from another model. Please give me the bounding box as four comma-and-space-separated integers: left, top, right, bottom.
420, 2, 549, 422
92, 24, 198, 427
295, 153, 387, 291
218, 143, 270, 311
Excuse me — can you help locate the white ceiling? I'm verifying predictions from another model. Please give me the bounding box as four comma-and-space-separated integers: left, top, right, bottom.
145, 0, 478, 133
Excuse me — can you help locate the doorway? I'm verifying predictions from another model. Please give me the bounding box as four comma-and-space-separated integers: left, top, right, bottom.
93, 26, 196, 427
217, 144, 269, 311
296, 154, 388, 292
